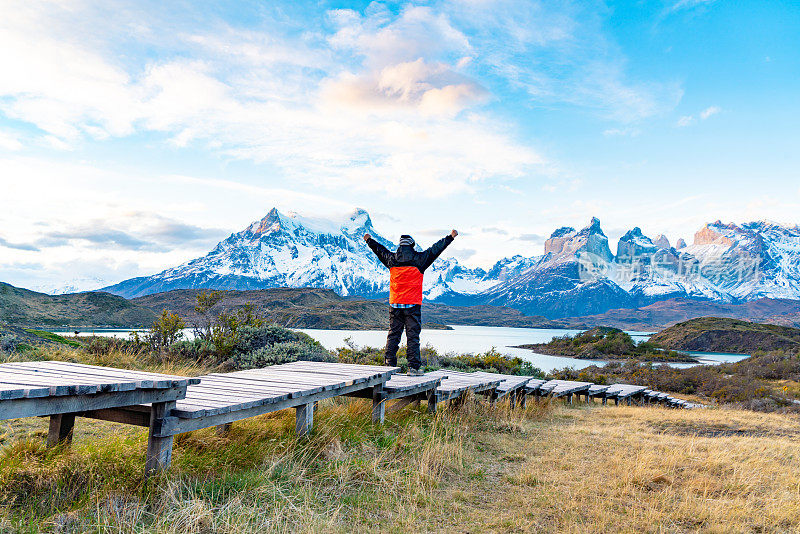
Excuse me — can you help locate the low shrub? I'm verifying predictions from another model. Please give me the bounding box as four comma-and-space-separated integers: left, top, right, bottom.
230, 341, 334, 369
233, 324, 300, 354
439, 348, 543, 376
0, 334, 17, 353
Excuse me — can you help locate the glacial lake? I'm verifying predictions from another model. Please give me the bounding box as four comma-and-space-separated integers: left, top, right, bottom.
53, 325, 750, 373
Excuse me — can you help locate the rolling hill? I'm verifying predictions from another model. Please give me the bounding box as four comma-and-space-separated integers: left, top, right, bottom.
0, 282, 158, 328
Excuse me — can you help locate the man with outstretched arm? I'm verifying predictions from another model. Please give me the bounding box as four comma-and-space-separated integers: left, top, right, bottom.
363, 230, 458, 375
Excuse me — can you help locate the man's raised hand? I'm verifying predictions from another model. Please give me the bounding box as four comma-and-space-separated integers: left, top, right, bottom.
363, 234, 371, 242
450, 229, 458, 238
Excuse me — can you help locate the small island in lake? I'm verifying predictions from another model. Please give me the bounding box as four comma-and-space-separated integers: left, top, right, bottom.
514, 326, 698, 363
649, 317, 800, 353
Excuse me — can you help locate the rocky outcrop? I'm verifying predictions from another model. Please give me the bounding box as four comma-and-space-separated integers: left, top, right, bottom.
617, 228, 657, 260
654, 235, 671, 250
694, 224, 734, 246
676, 238, 687, 249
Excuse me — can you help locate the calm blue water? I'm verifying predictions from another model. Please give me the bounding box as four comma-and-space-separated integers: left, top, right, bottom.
55, 325, 750, 373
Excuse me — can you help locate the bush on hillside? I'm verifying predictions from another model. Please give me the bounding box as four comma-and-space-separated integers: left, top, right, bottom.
230, 341, 334, 369
177, 323, 335, 370
234, 324, 300, 354
438, 348, 543, 376
0, 334, 18, 353
168, 339, 219, 362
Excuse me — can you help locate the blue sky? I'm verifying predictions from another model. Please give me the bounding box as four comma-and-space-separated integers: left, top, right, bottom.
1, 0, 798, 291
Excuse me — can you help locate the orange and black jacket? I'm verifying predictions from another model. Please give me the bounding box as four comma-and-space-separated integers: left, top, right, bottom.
366, 235, 454, 305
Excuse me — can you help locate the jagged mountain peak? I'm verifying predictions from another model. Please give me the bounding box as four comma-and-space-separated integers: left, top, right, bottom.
247, 207, 284, 236
579, 216, 605, 236
549, 226, 576, 239
654, 234, 671, 250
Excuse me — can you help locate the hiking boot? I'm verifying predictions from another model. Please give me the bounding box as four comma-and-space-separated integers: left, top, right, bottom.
407, 368, 424, 376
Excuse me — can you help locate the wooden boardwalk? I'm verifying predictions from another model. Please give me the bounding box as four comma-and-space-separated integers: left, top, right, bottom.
1, 360, 699, 475
470, 372, 532, 407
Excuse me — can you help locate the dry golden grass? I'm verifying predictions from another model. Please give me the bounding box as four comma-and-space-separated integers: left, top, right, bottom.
434, 404, 800, 534
2, 347, 800, 533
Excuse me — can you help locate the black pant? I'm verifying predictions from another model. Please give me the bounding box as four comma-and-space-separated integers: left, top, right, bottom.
385, 305, 422, 370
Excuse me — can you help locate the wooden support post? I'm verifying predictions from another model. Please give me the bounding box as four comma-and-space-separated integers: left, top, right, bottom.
602, 397, 607, 406
509, 391, 517, 410
427, 390, 438, 413
519, 392, 527, 408
489, 391, 498, 407
145, 401, 176, 477
566, 393, 573, 405
46, 413, 75, 448
215, 423, 232, 435
295, 402, 314, 437
626, 397, 632, 406
371, 385, 385, 424
614, 398, 619, 406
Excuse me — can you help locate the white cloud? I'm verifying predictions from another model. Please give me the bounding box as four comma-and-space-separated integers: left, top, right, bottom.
0, 130, 23, 150
0, 1, 543, 199
676, 115, 694, 127
700, 105, 721, 119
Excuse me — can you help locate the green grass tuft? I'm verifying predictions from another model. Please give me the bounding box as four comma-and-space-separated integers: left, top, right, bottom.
23, 330, 82, 348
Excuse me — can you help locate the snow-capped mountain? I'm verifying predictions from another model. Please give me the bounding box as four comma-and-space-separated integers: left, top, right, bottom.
477, 217, 634, 317
102, 208, 492, 300
474, 217, 800, 317
101, 208, 800, 319
33, 277, 110, 295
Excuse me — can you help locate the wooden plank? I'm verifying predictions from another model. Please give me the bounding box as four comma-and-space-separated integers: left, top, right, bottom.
199, 375, 327, 396
206, 373, 340, 391
0, 369, 98, 396
44, 361, 202, 385
0, 386, 186, 421
237, 367, 367, 383
5, 362, 145, 390
0, 365, 139, 393
280, 361, 396, 373
3, 361, 199, 387
0, 381, 51, 400
79, 407, 150, 427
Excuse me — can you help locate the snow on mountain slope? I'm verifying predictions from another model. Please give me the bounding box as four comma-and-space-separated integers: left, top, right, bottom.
100, 209, 800, 318
102, 208, 492, 300
683, 220, 800, 300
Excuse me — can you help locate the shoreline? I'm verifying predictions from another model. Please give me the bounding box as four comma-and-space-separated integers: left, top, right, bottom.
512, 344, 700, 364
